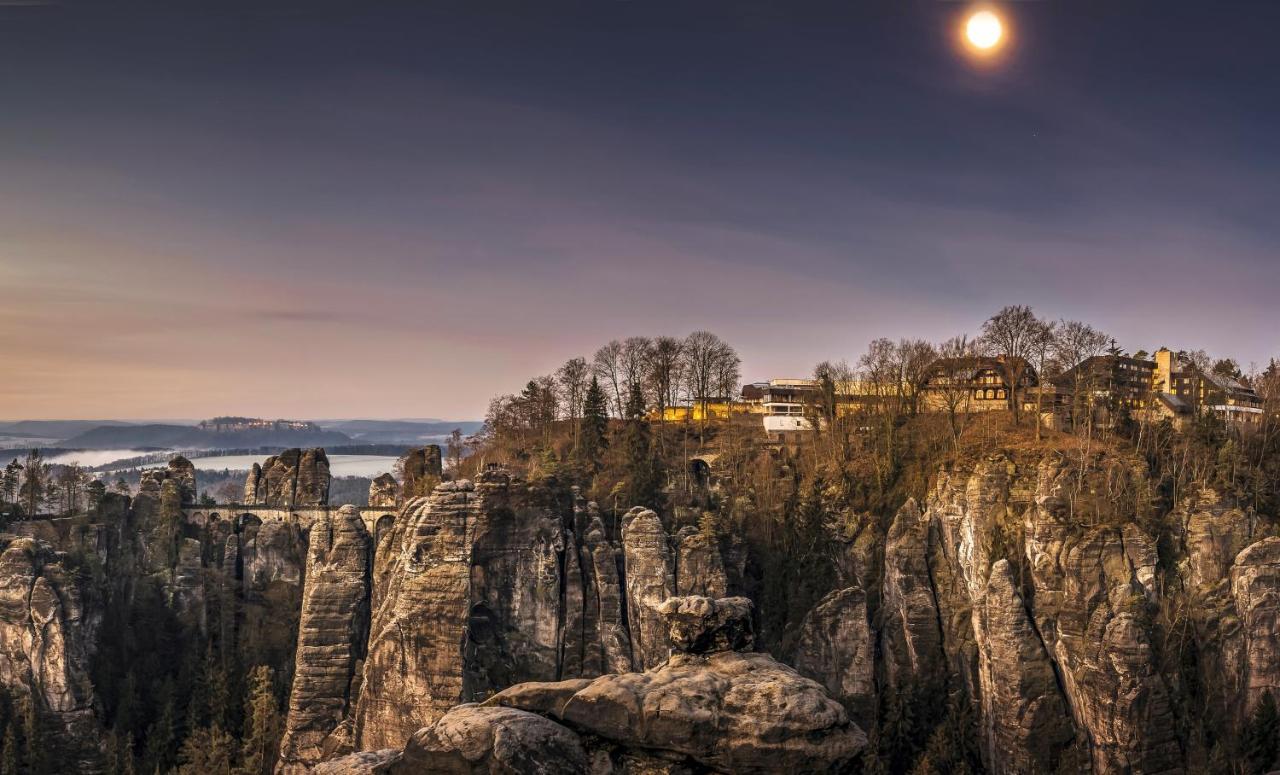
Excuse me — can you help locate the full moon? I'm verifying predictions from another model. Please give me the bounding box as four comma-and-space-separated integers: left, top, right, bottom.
965, 10, 1003, 50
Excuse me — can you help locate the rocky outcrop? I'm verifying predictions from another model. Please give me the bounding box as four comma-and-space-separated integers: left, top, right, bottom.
974, 560, 1074, 774
243, 448, 331, 506
398, 445, 442, 500
0, 537, 101, 771
794, 586, 876, 731
344, 596, 865, 775
674, 526, 728, 598
880, 497, 945, 699
1230, 537, 1280, 714
1023, 476, 1181, 774
367, 474, 399, 508
465, 478, 565, 695
397, 705, 591, 774
657, 595, 753, 655
581, 513, 632, 676
237, 518, 306, 682
622, 508, 675, 670
279, 505, 373, 772
355, 484, 477, 750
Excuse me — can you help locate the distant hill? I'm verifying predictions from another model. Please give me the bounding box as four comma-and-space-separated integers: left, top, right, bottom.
0, 420, 135, 439
61, 423, 353, 450
317, 419, 483, 444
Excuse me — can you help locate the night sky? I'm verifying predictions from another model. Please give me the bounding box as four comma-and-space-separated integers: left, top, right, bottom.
2, 1, 1277, 420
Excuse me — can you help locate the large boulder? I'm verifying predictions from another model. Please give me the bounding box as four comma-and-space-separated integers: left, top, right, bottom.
657, 595, 753, 655
396, 705, 590, 774
476, 645, 866, 774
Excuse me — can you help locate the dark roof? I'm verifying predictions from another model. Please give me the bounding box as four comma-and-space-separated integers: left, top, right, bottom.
1155, 393, 1191, 414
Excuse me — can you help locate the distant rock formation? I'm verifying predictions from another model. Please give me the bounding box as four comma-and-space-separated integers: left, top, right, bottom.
243, 448, 330, 507
397, 445, 442, 500
367, 473, 399, 508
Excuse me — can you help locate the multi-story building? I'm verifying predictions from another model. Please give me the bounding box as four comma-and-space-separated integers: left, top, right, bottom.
1152, 348, 1263, 426
1054, 349, 1262, 428
919, 355, 1036, 413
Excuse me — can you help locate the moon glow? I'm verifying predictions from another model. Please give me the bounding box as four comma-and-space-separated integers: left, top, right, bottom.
965, 10, 1004, 51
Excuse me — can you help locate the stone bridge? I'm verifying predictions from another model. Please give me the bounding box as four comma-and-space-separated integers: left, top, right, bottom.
183, 504, 399, 544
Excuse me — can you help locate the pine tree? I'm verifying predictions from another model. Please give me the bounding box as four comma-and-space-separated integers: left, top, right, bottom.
20, 695, 44, 775
0, 721, 16, 775
173, 726, 236, 775
578, 377, 609, 472
1243, 691, 1279, 774
143, 680, 177, 774
240, 666, 281, 775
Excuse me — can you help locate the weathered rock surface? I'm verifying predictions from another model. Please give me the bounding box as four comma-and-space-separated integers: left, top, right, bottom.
440, 596, 864, 774
657, 595, 753, 655
1230, 536, 1280, 714
622, 508, 675, 670
279, 505, 373, 772
368, 473, 400, 508
582, 513, 632, 676
880, 497, 946, 698
244, 447, 331, 506
237, 518, 306, 682
396, 705, 591, 774
465, 477, 565, 695
399, 445, 443, 500
794, 586, 876, 731
1023, 479, 1181, 774
355, 484, 476, 750
975, 560, 1074, 774
673, 527, 727, 598
0, 537, 101, 771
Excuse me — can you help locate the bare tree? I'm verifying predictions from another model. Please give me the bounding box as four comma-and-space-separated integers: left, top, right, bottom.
646, 336, 685, 419
858, 338, 899, 415
898, 339, 939, 415
681, 331, 738, 437
979, 305, 1046, 425
556, 357, 591, 426
1053, 319, 1111, 431
932, 335, 979, 447
1028, 319, 1058, 441
620, 337, 655, 404
593, 340, 625, 417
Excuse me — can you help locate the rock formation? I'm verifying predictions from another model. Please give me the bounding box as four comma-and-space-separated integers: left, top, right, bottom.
794, 585, 876, 731
974, 560, 1074, 773
398, 445, 442, 500
328, 596, 866, 774
243, 447, 331, 506
355, 484, 477, 750
279, 505, 373, 772
880, 497, 945, 700
1231, 537, 1280, 714
367, 473, 399, 508
0, 537, 101, 771
621, 507, 675, 670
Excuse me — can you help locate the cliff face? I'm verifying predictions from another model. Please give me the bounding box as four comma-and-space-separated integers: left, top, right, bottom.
278, 506, 372, 771
7, 444, 1280, 775
0, 537, 102, 771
